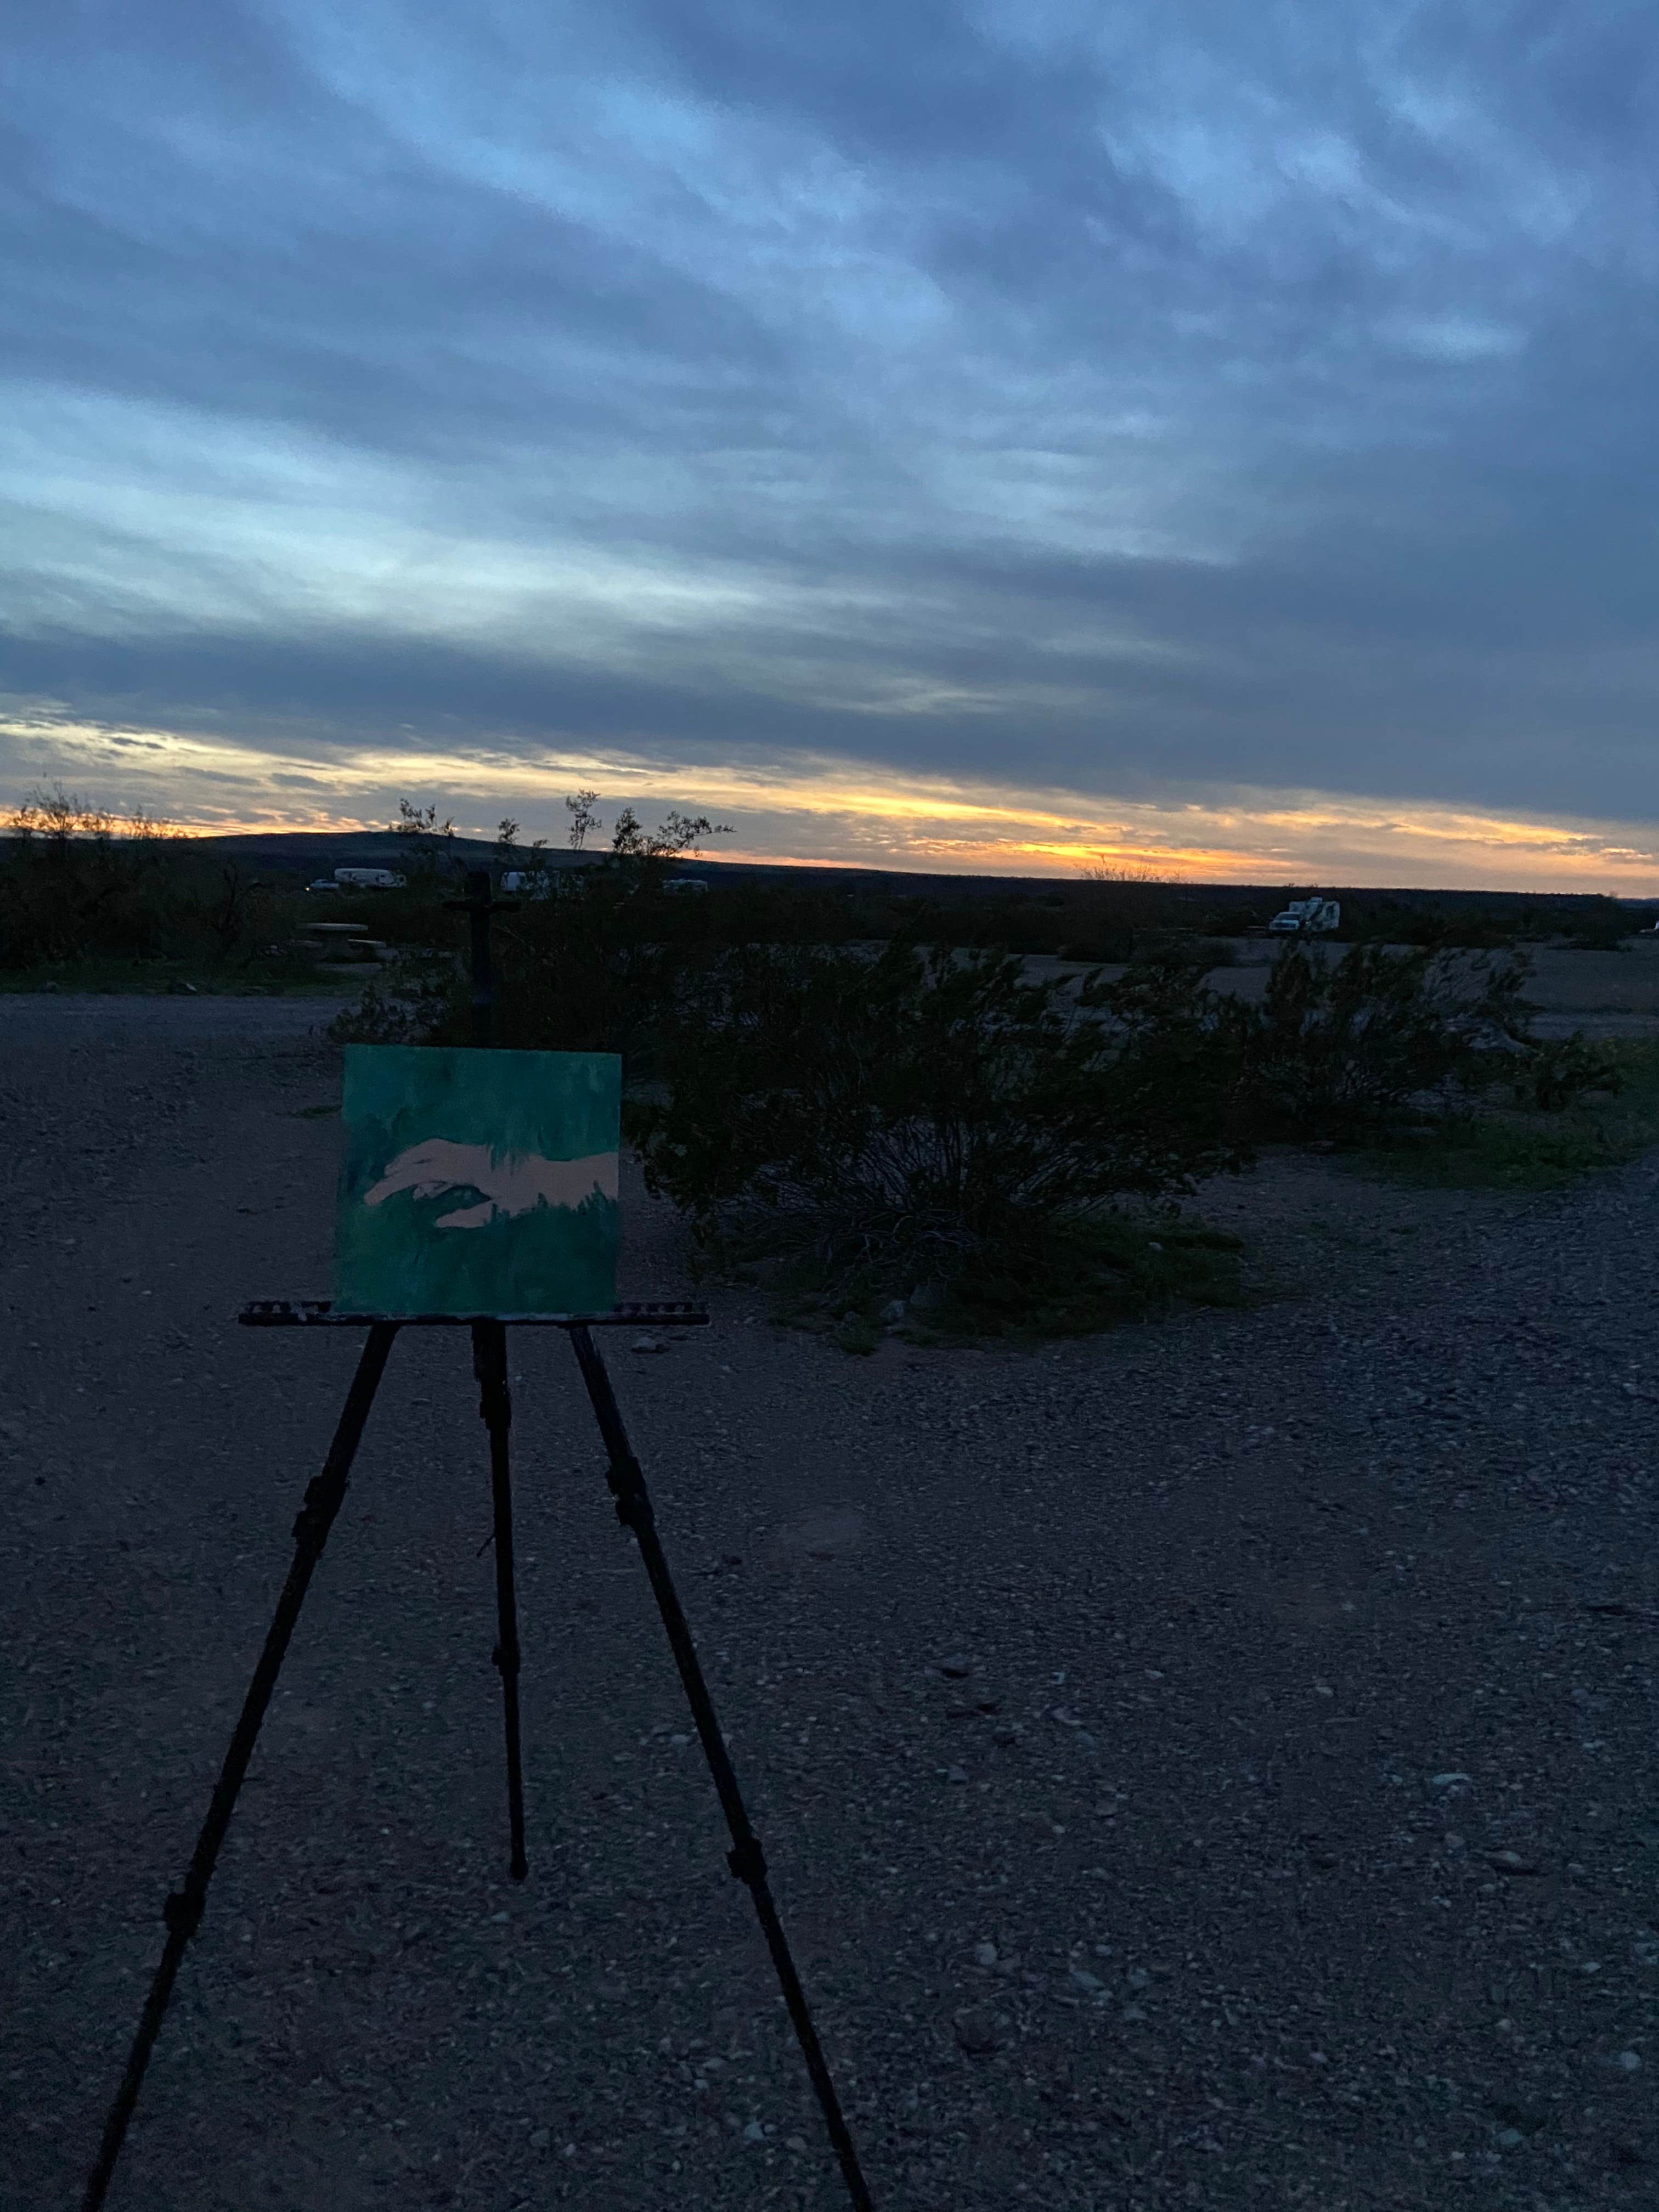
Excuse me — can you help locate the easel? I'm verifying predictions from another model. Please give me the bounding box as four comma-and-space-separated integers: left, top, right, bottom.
83, 873, 874, 2210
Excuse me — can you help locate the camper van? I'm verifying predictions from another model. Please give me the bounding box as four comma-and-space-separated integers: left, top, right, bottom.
308, 867, 405, 893
332, 867, 406, 890
1268, 896, 1340, 936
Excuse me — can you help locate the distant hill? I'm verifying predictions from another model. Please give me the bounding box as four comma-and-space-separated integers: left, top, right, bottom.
5, 825, 1650, 915
185, 832, 1650, 911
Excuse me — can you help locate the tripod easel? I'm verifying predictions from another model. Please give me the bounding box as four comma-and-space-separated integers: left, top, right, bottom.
82, 1301, 873, 2210
83, 873, 874, 2209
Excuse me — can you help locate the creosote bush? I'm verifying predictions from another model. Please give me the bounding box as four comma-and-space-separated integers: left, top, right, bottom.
0, 785, 315, 983
0, 789, 183, 967
629, 940, 1253, 1327
329, 796, 1632, 1338
1227, 939, 1542, 1138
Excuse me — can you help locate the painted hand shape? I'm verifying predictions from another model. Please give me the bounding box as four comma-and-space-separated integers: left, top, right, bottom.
363, 1138, 619, 1229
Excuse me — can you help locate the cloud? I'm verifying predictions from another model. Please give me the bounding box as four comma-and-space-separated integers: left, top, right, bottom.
7, 695, 1658, 893
2, 1, 1658, 884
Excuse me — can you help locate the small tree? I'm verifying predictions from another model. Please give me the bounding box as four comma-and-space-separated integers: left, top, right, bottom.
206, 861, 268, 957
608, 806, 730, 864
564, 789, 601, 851
391, 799, 459, 884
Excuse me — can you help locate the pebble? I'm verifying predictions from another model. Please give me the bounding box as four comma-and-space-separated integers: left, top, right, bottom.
629, 1335, 670, 1354
1126, 1967, 1150, 1990
1430, 1772, 1473, 1789
938, 1654, 973, 1678
1616, 2050, 1643, 2072
974, 1942, 997, 1967
1489, 1850, 1540, 1876
953, 2007, 999, 2055
743, 2120, 765, 2142
1496, 2128, 1523, 2148
946, 1764, 968, 1785
880, 1299, 906, 1323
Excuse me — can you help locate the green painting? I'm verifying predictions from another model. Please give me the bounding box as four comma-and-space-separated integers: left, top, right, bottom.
335, 1046, 620, 1316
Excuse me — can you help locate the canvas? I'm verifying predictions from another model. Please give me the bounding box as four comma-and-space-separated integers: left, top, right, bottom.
335, 1045, 621, 1316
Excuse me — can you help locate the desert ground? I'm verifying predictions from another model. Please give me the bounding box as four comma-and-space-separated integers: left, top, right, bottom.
1030, 940, 1659, 1041
2, 987, 1656, 2212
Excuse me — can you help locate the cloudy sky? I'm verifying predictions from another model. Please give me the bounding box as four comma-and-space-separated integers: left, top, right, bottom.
4, 1, 1658, 884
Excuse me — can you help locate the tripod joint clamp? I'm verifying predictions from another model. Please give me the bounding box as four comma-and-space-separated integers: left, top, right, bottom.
162, 1887, 204, 1940
603, 1452, 654, 1535
291, 1476, 335, 1549
726, 1836, 766, 1887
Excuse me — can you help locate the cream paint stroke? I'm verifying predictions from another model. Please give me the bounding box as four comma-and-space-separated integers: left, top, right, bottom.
363, 1138, 618, 1229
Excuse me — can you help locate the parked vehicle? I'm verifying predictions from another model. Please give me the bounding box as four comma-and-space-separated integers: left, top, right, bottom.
1268, 896, 1341, 936
306, 867, 406, 893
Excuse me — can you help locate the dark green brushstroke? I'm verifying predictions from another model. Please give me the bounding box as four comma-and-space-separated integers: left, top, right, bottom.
335, 1045, 620, 1314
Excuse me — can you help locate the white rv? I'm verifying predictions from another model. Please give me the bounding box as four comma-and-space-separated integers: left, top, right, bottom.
1268, 896, 1341, 936
332, 867, 407, 890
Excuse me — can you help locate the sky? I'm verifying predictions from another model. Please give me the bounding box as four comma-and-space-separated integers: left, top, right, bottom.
4, 1, 1659, 887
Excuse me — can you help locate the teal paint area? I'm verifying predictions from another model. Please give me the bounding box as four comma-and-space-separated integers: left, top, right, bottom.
335, 1046, 621, 1315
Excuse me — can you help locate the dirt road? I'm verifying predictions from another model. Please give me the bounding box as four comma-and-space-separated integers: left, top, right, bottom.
2, 997, 1655, 2210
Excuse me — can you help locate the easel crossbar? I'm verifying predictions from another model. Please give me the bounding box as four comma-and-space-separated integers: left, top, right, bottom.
239, 1299, 708, 1328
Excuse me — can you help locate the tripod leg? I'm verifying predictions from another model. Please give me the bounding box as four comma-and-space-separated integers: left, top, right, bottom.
83, 1322, 400, 2212
472, 1320, 528, 1882
567, 1325, 874, 2212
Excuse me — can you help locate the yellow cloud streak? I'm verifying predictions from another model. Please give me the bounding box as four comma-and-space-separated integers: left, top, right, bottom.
3, 708, 1657, 889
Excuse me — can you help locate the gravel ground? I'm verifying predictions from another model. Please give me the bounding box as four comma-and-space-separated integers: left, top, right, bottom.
2, 997, 1655, 2212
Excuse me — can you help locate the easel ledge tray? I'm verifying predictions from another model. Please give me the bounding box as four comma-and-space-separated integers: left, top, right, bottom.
239, 1299, 710, 1329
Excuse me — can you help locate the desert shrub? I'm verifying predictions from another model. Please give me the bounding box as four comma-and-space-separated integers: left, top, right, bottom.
0, 789, 184, 967
1520, 1031, 1624, 1113
1360, 1037, 1659, 1190
1561, 901, 1638, 950
327, 796, 1643, 1336
629, 941, 1252, 1308
324, 955, 461, 1045
0, 786, 326, 980
1231, 939, 1536, 1137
